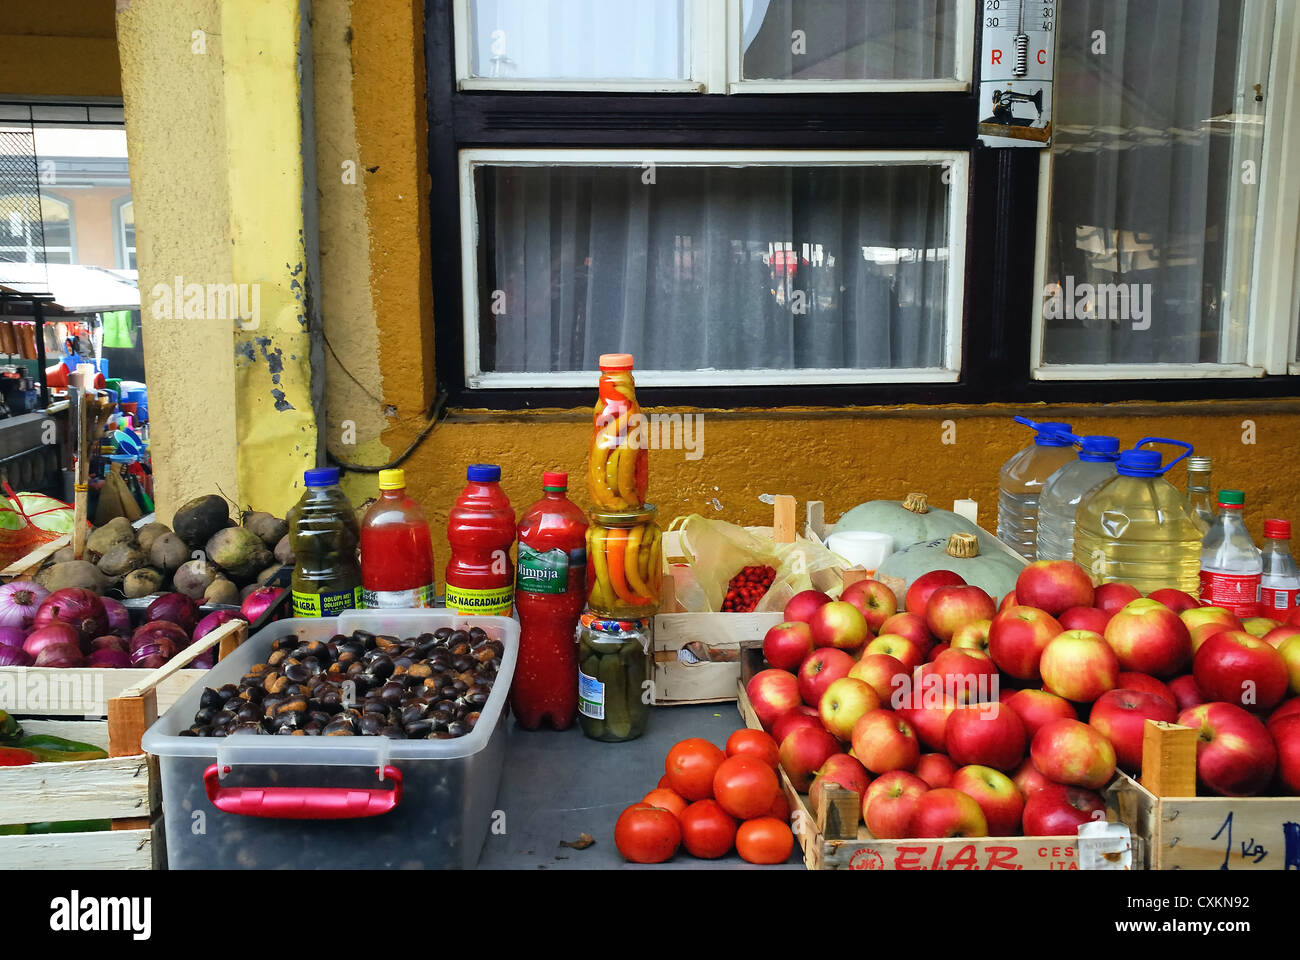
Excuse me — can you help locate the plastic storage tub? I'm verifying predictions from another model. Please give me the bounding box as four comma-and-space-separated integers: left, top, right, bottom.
142, 610, 518, 870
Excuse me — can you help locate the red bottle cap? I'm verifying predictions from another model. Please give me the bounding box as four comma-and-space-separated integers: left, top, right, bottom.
598, 353, 634, 370
1264, 518, 1291, 539
542, 471, 568, 491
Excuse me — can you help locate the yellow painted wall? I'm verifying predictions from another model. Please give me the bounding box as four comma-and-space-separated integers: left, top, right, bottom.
0, 2, 121, 97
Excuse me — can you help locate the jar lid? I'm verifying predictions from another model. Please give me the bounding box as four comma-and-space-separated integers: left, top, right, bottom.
581, 611, 652, 633
598, 353, 634, 370
589, 504, 657, 525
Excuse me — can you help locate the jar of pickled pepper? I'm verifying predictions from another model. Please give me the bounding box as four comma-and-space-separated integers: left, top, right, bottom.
586, 506, 662, 619
578, 614, 651, 742
588, 354, 648, 510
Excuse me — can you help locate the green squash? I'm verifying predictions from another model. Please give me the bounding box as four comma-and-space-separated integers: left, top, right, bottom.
832, 493, 1000, 554
877, 532, 1025, 602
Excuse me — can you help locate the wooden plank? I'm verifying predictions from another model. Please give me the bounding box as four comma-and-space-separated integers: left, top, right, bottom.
816, 785, 861, 842
1140, 720, 1198, 798
118, 618, 245, 698
772, 495, 797, 544
651, 612, 781, 705
1153, 797, 1300, 870
0, 827, 154, 870
106, 694, 156, 758
0, 533, 69, 579
0, 666, 207, 716
0, 754, 153, 823
805, 500, 827, 543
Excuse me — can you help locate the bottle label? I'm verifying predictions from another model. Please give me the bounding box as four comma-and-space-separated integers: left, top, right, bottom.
1261, 585, 1300, 613
1198, 571, 1261, 618
578, 669, 604, 719
362, 584, 436, 609
517, 545, 585, 595
292, 586, 363, 618
444, 582, 515, 616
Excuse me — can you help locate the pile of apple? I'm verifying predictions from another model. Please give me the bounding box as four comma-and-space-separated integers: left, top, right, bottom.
748, 563, 1300, 842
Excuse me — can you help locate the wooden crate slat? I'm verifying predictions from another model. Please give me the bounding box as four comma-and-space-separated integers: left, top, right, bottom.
0, 827, 154, 870
0, 666, 207, 716
0, 754, 154, 822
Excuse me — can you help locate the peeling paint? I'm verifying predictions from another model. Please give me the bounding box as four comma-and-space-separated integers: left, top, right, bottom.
271, 388, 294, 412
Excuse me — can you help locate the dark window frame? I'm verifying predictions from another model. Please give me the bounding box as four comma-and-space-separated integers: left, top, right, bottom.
424, 0, 1300, 410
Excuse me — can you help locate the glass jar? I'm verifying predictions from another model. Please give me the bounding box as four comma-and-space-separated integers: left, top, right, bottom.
577, 614, 651, 742
588, 353, 648, 510
586, 505, 662, 618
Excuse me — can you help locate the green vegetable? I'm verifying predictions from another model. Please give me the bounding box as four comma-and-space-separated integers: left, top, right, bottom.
15, 734, 108, 763
25, 819, 112, 834
0, 710, 21, 745
0, 823, 27, 835
0, 746, 37, 766
599, 653, 630, 740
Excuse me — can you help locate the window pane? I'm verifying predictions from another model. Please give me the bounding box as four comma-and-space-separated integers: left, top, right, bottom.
468, 0, 687, 81
1041, 0, 1268, 366
741, 0, 960, 81
473, 160, 955, 380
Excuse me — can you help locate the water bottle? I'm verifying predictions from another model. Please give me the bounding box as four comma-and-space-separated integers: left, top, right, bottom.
997, 417, 1077, 561
1260, 519, 1300, 616
1073, 439, 1204, 594
1186, 456, 1214, 527
1199, 490, 1263, 619
1035, 434, 1120, 563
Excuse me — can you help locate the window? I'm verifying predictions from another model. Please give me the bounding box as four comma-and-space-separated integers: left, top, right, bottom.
115, 198, 136, 270
0, 192, 74, 264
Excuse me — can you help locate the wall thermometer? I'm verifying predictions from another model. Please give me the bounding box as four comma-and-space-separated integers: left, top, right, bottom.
978, 0, 1058, 148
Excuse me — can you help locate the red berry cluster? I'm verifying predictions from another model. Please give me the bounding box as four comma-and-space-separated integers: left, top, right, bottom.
722, 565, 777, 613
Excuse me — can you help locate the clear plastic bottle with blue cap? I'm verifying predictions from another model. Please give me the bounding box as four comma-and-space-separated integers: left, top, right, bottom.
1035, 434, 1121, 563
1072, 439, 1206, 594
286, 466, 363, 617
997, 417, 1077, 561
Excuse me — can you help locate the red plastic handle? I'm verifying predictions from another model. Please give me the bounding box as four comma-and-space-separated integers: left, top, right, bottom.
203, 765, 402, 820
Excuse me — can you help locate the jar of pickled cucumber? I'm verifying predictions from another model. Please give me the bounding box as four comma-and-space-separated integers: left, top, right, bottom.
586, 506, 662, 618
578, 614, 651, 742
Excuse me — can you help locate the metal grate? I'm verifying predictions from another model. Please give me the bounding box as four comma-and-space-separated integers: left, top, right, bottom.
0, 124, 49, 278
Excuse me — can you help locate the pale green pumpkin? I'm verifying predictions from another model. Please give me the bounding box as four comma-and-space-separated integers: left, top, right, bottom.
832, 492, 999, 554
877, 532, 1025, 602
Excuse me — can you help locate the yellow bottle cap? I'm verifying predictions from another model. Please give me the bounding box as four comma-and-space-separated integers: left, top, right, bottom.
378, 468, 405, 490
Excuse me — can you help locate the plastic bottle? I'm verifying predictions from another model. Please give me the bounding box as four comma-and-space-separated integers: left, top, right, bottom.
1035, 434, 1120, 563
1186, 456, 1214, 527
997, 417, 1077, 561
444, 464, 516, 616
359, 468, 435, 608
1072, 439, 1204, 594
286, 466, 363, 617
1259, 519, 1300, 616
1199, 490, 1263, 619
512, 471, 588, 730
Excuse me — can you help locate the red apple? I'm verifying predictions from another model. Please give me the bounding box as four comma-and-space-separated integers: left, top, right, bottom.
945, 702, 1026, 771
925, 585, 996, 642
1116, 672, 1176, 708
1088, 688, 1178, 773
818, 677, 881, 741
1273, 715, 1300, 794
1003, 688, 1078, 740
1058, 605, 1112, 634
1189, 620, 1235, 654
927, 642, 949, 660
1181, 605, 1241, 634
1011, 758, 1053, 798
950, 764, 1024, 836
771, 708, 822, 746
1278, 634, 1300, 696
809, 753, 871, 810
1169, 674, 1205, 712
746, 669, 802, 729
1263, 624, 1300, 649
863, 771, 928, 839
879, 612, 932, 652
1193, 631, 1289, 712
1092, 582, 1142, 616
1242, 617, 1280, 639
862, 634, 925, 674
1104, 598, 1193, 677
808, 600, 871, 653
1030, 718, 1117, 789
1269, 696, 1300, 730
848, 653, 908, 705
949, 619, 992, 656
851, 709, 920, 775
988, 606, 1064, 680
840, 579, 897, 632
914, 753, 956, 789
905, 569, 966, 617
784, 589, 832, 625
908, 788, 988, 838
894, 697, 957, 753
1178, 702, 1277, 797
796, 648, 855, 707
1022, 783, 1106, 836
1147, 588, 1201, 613
998, 590, 1018, 612
762, 622, 815, 672
930, 646, 999, 704
778, 725, 840, 792
1016, 561, 1096, 615
1039, 629, 1120, 704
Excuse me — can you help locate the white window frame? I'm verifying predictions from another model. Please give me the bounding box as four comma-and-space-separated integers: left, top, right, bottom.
454, 0, 973, 93
0, 190, 75, 264
458, 147, 968, 390
1032, 0, 1300, 381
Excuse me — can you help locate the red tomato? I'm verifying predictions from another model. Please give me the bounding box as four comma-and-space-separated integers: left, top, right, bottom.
767, 791, 791, 822
614, 804, 681, 864
642, 787, 687, 819
665, 738, 726, 801
725, 729, 780, 768
713, 755, 780, 820
736, 817, 794, 865
657, 774, 672, 789
678, 799, 738, 859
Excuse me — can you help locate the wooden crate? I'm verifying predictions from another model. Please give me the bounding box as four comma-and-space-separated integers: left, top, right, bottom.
0, 619, 247, 870
1108, 719, 1300, 870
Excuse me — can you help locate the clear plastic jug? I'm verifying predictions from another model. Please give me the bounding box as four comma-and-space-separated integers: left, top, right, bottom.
1072, 438, 1206, 594
1035, 434, 1120, 563
997, 417, 1077, 561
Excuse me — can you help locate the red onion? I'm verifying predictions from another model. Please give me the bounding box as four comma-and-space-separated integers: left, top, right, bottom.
191, 650, 215, 671
101, 597, 132, 637
0, 625, 27, 650
0, 644, 33, 667
240, 586, 284, 623
23, 622, 82, 658
35, 642, 85, 668
33, 589, 108, 647
134, 654, 169, 669
91, 634, 128, 653
88, 648, 131, 668
0, 581, 49, 629
128, 621, 186, 666
146, 593, 200, 633
193, 609, 245, 643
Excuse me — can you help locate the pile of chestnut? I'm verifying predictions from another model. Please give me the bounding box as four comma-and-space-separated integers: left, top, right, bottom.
183, 626, 504, 738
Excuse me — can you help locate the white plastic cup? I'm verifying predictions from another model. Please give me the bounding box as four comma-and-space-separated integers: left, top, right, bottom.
826, 531, 894, 573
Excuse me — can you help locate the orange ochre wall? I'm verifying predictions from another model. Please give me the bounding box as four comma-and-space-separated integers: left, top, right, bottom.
0, 2, 121, 98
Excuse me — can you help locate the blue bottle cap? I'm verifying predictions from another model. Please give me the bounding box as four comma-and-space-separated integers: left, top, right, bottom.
1116, 449, 1162, 477
1033, 422, 1074, 447
1077, 435, 1120, 462
467, 463, 501, 483
304, 466, 340, 487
